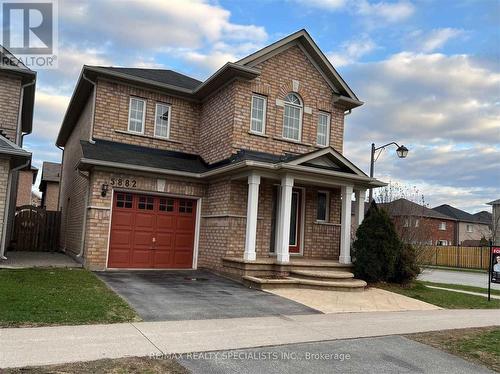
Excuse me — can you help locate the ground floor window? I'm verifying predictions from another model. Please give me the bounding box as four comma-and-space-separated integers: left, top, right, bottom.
316, 191, 329, 222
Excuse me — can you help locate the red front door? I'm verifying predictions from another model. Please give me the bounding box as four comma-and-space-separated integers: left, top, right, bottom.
108, 192, 197, 268
289, 188, 302, 254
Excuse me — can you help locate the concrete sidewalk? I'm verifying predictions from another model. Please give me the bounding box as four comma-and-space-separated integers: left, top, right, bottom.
1, 309, 499, 368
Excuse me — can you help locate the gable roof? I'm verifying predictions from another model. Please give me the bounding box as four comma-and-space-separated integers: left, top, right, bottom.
285, 147, 367, 177
56, 29, 360, 147
236, 29, 360, 105
0, 45, 36, 134
488, 199, 500, 205
433, 204, 480, 224
474, 211, 492, 224
380, 198, 456, 220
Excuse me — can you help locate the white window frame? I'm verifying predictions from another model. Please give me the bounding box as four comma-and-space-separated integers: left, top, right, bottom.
466, 224, 473, 233
154, 102, 172, 139
249, 94, 267, 135
316, 190, 330, 222
437, 240, 448, 246
316, 111, 331, 147
415, 219, 420, 228
439, 222, 446, 231
127, 97, 146, 134
403, 218, 409, 228
282, 93, 303, 142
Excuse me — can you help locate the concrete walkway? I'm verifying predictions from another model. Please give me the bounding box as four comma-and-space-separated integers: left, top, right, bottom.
1, 309, 499, 368
267, 287, 441, 313
419, 268, 500, 290
0, 251, 81, 269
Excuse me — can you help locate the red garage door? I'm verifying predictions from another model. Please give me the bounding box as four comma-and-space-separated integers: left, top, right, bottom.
108, 192, 197, 268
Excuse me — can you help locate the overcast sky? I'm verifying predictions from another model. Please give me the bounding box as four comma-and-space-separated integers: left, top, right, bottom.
10, 0, 500, 213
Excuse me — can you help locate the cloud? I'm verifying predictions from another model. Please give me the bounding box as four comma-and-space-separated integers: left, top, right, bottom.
327, 35, 377, 66
408, 28, 465, 53
341, 51, 500, 212
294, 0, 347, 10
356, 0, 415, 23
30, 90, 71, 142
60, 0, 267, 51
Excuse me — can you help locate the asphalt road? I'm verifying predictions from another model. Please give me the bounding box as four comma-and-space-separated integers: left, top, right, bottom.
179, 335, 494, 374
419, 268, 500, 290
96, 270, 319, 321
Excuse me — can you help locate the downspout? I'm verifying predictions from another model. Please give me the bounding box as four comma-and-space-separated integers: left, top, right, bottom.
16, 79, 36, 145
77, 169, 91, 259
82, 74, 96, 144
0, 159, 31, 259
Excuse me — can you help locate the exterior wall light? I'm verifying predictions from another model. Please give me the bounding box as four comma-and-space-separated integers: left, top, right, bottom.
101, 183, 109, 197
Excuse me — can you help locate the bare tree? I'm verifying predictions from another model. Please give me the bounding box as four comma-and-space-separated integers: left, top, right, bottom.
375, 182, 434, 263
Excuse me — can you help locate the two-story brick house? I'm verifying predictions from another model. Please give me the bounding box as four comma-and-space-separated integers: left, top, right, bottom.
0, 47, 36, 260
56, 30, 384, 289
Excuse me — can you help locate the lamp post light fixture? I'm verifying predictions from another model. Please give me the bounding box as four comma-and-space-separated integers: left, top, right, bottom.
369, 142, 409, 202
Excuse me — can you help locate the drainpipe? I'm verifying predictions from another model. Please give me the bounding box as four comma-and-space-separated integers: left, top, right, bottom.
0, 159, 31, 259
82, 74, 96, 144
77, 170, 91, 259
16, 79, 36, 145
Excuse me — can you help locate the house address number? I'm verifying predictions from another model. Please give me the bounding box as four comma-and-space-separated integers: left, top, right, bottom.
110, 178, 137, 188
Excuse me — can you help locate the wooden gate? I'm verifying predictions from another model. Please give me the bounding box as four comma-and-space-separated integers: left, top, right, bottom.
12, 205, 61, 251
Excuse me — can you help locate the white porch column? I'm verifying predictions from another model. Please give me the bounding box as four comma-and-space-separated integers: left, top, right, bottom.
244, 173, 261, 261
340, 185, 353, 264
354, 189, 367, 227
276, 174, 294, 263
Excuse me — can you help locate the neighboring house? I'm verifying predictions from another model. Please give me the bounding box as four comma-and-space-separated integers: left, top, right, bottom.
488, 199, 500, 245
56, 29, 384, 278
39, 162, 61, 211
31, 192, 41, 207
15, 166, 37, 207
0, 46, 36, 259
433, 204, 491, 246
380, 198, 456, 246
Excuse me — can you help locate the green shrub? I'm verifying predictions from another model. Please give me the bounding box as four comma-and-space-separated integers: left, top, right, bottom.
390, 244, 420, 284
352, 202, 401, 282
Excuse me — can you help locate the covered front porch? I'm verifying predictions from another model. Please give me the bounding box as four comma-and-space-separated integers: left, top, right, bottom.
216, 147, 385, 290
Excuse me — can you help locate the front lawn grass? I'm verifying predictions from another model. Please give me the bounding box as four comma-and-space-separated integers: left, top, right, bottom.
0, 268, 139, 327
407, 327, 500, 372
377, 281, 500, 309
4, 356, 188, 374
420, 281, 500, 296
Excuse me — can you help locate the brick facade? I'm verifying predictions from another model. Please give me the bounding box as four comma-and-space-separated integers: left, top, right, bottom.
16, 170, 33, 207
42, 182, 60, 211
59, 39, 356, 271
394, 216, 456, 246
0, 159, 10, 245
0, 72, 22, 142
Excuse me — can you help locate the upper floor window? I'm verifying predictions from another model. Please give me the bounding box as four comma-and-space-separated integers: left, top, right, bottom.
439, 222, 446, 231
317, 111, 330, 147
466, 224, 473, 233
283, 93, 302, 141
128, 97, 146, 134
155, 103, 171, 138
250, 95, 267, 134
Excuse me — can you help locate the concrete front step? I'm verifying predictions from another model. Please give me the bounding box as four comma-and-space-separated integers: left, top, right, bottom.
290, 269, 355, 281
242, 275, 367, 292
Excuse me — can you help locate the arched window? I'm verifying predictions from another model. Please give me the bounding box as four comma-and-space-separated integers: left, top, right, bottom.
283, 93, 303, 141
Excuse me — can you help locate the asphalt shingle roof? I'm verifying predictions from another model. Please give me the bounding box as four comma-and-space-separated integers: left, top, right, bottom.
379, 198, 454, 220
0, 135, 31, 157
93, 67, 202, 90
40, 162, 61, 182
473, 211, 492, 225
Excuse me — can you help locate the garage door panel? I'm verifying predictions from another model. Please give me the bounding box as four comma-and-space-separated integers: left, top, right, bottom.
109, 193, 196, 269
110, 230, 132, 245
176, 216, 195, 230
112, 211, 134, 227
135, 213, 155, 229
173, 251, 193, 267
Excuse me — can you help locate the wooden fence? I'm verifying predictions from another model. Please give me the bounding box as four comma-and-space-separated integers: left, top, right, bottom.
419, 245, 490, 270
12, 205, 61, 252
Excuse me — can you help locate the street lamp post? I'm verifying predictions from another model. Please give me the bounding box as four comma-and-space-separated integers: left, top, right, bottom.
368, 142, 409, 202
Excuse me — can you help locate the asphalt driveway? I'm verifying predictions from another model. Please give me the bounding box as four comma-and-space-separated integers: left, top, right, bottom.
96, 270, 319, 321
179, 335, 494, 374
